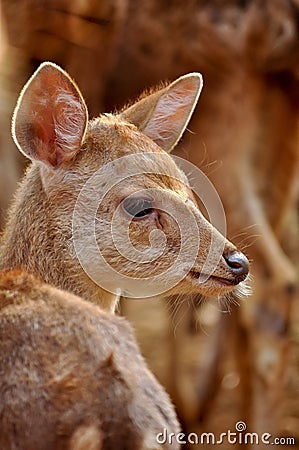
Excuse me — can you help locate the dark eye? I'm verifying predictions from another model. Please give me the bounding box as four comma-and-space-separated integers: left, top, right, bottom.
122, 197, 154, 218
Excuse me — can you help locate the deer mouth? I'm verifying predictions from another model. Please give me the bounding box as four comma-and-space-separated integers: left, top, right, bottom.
188, 270, 238, 287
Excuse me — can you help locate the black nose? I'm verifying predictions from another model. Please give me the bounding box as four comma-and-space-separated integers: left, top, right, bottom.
223, 249, 249, 281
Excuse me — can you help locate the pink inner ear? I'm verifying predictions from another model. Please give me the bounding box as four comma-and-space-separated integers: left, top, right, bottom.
13, 64, 88, 168
32, 113, 57, 167
142, 77, 201, 152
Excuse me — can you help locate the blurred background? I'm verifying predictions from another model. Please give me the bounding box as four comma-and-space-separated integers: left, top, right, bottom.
0, 1, 298, 448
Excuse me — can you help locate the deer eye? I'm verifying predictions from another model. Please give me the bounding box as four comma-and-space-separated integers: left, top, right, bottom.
122, 197, 154, 219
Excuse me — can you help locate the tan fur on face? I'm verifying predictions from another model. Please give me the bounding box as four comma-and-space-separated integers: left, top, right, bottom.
0, 63, 248, 311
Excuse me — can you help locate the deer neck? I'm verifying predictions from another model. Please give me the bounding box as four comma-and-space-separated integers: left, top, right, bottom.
0, 164, 119, 313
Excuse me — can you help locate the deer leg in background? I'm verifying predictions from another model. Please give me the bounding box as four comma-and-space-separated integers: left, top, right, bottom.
194, 305, 253, 424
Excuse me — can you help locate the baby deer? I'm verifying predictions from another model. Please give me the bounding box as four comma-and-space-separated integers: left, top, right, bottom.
0, 62, 249, 310
0, 63, 249, 448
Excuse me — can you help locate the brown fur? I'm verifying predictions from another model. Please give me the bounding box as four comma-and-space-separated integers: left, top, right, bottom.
0, 269, 178, 450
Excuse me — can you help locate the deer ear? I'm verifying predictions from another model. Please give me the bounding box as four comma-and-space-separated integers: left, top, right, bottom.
121, 73, 203, 152
12, 62, 88, 168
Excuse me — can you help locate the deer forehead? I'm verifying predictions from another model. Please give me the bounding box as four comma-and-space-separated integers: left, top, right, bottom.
85, 114, 153, 153
79, 114, 190, 191
43, 112, 191, 204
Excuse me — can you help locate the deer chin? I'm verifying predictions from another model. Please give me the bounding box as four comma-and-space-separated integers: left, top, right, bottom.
186, 270, 242, 296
